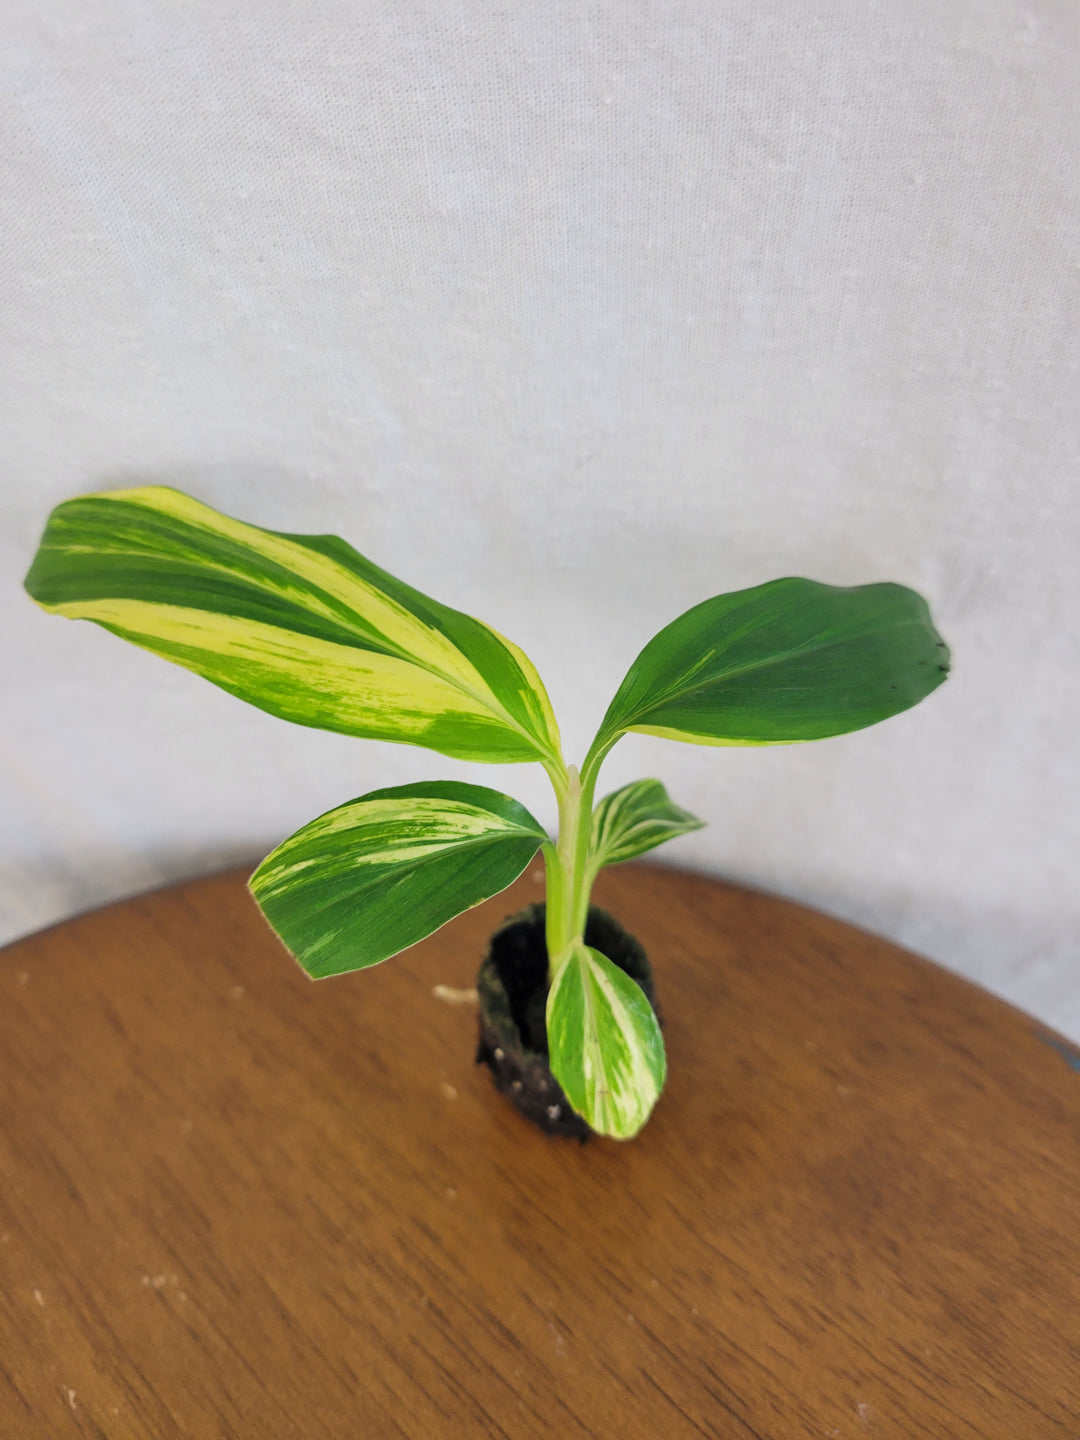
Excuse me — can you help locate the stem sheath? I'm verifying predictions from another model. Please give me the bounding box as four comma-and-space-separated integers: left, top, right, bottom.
543, 754, 604, 981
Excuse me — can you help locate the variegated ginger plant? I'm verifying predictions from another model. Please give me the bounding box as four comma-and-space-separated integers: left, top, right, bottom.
25, 488, 948, 1139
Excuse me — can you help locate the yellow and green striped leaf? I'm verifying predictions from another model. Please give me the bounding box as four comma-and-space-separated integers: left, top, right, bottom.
589, 778, 704, 871
249, 781, 547, 978
24, 487, 560, 765
594, 578, 949, 753
546, 941, 666, 1140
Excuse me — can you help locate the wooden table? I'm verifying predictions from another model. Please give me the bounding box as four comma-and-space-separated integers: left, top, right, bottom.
0, 864, 1076, 1438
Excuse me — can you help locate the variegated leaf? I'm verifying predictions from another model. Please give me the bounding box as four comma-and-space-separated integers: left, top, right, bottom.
24, 487, 560, 765
546, 941, 666, 1140
589, 778, 704, 870
250, 781, 547, 978
595, 578, 949, 752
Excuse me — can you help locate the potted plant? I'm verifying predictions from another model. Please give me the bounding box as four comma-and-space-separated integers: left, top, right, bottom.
24, 486, 948, 1140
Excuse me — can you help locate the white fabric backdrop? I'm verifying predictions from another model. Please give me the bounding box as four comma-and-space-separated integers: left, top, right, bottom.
3, 1, 1078, 1038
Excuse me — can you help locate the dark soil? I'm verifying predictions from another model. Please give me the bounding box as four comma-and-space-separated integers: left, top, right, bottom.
475, 903, 658, 1139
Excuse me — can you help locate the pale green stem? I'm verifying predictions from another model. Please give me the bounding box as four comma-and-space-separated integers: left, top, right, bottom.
540, 735, 616, 982
542, 765, 581, 976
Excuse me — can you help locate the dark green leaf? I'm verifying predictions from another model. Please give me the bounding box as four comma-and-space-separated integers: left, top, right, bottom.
596, 578, 948, 751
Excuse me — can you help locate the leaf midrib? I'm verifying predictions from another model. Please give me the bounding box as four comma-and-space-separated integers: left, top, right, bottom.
618, 615, 929, 730
260, 823, 546, 908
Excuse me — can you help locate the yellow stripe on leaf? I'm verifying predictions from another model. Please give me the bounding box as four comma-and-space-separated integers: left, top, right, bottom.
25, 486, 561, 765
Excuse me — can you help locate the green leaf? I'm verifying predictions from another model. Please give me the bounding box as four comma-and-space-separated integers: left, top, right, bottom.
546, 941, 666, 1140
24, 487, 560, 765
595, 578, 948, 752
589, 779, 704, 870
249, 780, 547, 978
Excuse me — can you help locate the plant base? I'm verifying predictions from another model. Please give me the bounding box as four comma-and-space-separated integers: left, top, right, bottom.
475, 902, 658, 1139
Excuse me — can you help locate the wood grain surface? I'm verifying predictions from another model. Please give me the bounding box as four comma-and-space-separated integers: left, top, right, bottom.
0, 863, 1076, 1439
